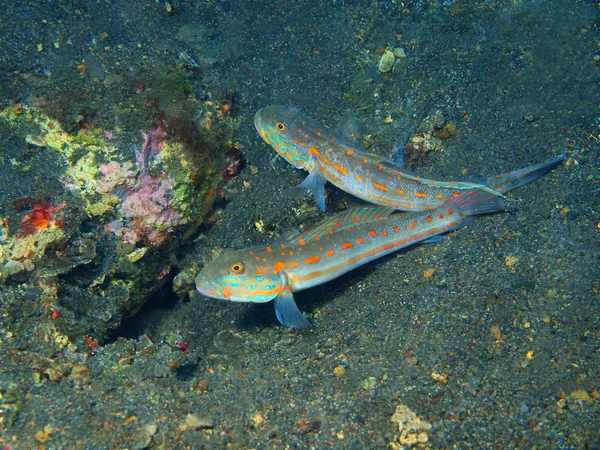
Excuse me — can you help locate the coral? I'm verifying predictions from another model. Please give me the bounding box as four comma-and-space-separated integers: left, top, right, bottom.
96, 161, 137, 194
389, 404, 432, 449
115, 172, 182, 246
2, 223, 66, 270
1, 104, 118, 217
20, 202, 66, 236
220, 149, 245, 182
98, 127, 184, 246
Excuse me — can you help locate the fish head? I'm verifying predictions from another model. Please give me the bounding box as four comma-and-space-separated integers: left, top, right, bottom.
195, 248, 280, 303
255, 105, 325, 170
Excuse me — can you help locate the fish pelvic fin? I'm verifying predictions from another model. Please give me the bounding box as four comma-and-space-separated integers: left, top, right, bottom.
449, 189, 507, 217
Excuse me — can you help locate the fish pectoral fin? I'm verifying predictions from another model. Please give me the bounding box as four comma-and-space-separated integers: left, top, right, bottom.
422, 235, 448, 244
273, 272, 311, 329
297, 164, 327, 211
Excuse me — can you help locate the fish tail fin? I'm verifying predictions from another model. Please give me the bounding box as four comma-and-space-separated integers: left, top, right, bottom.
450, 189, 507, 217
485, 155, 566, 194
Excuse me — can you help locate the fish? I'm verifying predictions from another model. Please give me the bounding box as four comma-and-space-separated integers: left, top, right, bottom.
254, 105, 566, 211
196, 190, 506, 329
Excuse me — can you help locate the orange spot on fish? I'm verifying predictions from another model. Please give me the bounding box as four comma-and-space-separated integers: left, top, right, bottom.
381, 230, 388, 236
393, 225, 400, 232
438, 214, 444, 219
326, 249, 335, 257
289, 251, 294, 256
305, 255, 321, 264
415, 191, 428, 198
351, 217, 361, 223
274, 261, 287, 273
266, 247, 272, 253
356, 175, 363, 183
447, 208, 455, 215
290, 261, 299, 268
373, 213, 385, 219
333, 163, 348, 175
280, 243, 286, 249
425, 216, 433, 223
334, 221, 342, 228
377, 165, 383, 171
342, 242, 354, 250
308, 146, 321, 157
368, 230, 378, 237
357, 237, 365, 244
452, 192, 461, 198
314, 234, 321, 241
397, 189, 405, 195
363, 157, 369, 164
299, 239, 306, 246
346, 149, 355, 156
373, 183, 388, 192
436, 194, 445, 200
407, 221, 419, 230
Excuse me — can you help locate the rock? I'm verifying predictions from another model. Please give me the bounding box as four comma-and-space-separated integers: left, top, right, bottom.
214, 329, 245, 354
393, 47, 406, 58
1, 260, 25, 281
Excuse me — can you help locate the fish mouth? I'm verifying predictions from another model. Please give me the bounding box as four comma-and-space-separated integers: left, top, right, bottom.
254, 109, 265, 133
195, 275, 227, 300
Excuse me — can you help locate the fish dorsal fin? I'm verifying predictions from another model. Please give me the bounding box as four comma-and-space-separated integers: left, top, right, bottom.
334, 112, 366, 149
274, 229, 302, 243
369, 153, 422, 177
294, 206, 396, 243
379, 157, 413, 172
377, 158, 500, 193
378, 159, 432, 179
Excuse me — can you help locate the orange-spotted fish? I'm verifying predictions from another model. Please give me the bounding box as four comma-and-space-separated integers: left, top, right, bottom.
254, 105, 565, 211
196, 190, 505, 329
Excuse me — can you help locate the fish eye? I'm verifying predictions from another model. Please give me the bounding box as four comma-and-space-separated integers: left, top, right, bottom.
230, 262, 244, 274
275, 121, 286, 131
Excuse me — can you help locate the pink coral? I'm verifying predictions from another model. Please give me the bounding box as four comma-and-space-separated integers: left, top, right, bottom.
96, 161, 137, 194
137, 126, 167, 172
97, 126, 182, 246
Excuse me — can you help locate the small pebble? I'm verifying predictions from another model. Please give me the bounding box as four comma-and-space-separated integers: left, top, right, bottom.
185, 413, 214, 429
196, 379, 210, 392
378, 50, 395, 73
333, 365, 346, 379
